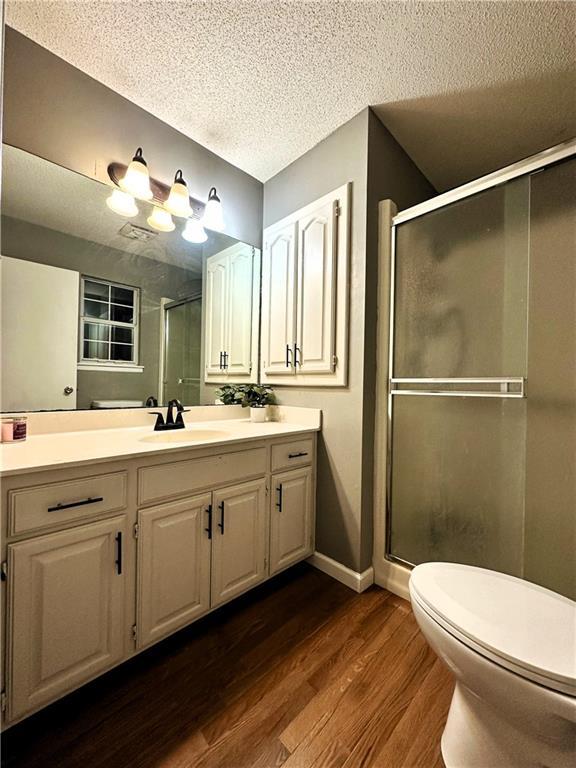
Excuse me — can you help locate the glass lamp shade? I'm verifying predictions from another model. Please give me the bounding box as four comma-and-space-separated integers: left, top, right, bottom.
182, 217, 208, 244
119, 148, 153, 200
165, 170, 193, 218
106, 189, 139, 217
147, 206, 175, 232
201, 187, 224, 231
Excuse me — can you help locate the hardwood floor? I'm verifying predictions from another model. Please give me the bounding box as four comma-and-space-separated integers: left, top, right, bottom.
1, 564, 453, 768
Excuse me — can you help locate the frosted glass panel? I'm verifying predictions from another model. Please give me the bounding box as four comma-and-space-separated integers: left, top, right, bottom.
394, 178, 529, 378
389, 396, 526, 575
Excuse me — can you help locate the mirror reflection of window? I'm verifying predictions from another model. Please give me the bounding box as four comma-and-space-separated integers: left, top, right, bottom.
81, 278, 139, 366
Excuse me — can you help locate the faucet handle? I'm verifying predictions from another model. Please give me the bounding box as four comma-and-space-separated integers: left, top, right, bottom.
149, 412, 166, 431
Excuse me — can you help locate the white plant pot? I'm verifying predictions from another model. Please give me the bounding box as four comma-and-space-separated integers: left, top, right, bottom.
250, 406, 267, 423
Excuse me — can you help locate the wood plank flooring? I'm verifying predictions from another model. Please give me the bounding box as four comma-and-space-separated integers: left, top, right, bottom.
1, 564, 453, 768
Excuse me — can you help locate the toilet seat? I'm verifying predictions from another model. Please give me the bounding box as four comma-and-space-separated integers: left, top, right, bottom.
410, 563, 576, 697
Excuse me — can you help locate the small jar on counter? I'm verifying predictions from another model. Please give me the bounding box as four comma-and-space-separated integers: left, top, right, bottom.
1, 416, 28, 442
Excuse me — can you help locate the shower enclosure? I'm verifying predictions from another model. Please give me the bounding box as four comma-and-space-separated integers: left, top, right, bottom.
383, 142, 575, 600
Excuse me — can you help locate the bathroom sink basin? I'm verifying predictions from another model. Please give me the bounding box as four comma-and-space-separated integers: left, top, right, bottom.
139, 429, 230, 444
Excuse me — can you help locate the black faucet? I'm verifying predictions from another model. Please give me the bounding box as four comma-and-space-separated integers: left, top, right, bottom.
149, 399, 189, 431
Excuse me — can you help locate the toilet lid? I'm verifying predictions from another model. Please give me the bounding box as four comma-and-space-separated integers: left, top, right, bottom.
410, 563, 576, 695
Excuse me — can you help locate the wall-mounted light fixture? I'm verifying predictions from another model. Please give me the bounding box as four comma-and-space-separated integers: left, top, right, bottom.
201, 186, 224, 232
106, 149, 224, 245
165, 170, 193, 218
119, 148, 153, 200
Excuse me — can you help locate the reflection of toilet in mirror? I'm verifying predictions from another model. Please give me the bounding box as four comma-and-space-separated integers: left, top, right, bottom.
410, 563, 576, 768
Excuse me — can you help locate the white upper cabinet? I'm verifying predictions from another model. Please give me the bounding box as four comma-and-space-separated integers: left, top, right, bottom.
261, 222, 297, 376
260, 183, 350, 386
204, 243, 259, 383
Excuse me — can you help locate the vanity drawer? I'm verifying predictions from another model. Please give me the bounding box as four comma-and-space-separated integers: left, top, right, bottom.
8, 472, 128, 536
271, 437, 314, 472
138, 447, 267, 506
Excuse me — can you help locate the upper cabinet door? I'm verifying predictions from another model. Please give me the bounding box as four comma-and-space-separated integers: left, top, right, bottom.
137, 494, 212, 648
204, 253, 228, 377
261, 222, 298, 376
7, 516, 126, 721
226, 245, 254, 378
260, 184, 350, 387
296, 199, 337, 374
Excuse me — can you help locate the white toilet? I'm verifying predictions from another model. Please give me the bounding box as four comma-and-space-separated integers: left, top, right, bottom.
409, 563, 576, 768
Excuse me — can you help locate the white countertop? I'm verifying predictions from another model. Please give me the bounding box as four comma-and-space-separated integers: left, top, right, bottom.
0, 418, 320, 477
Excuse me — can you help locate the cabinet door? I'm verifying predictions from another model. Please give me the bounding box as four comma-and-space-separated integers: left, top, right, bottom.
204, 252, 228, 377
270, 467, 314, 575
226, 245, 254, 378
296, 199, 337, 374
211, 479, 268, 607
7, 516, 126, 721
137, 494, 211, 648
261, 222, 297, 377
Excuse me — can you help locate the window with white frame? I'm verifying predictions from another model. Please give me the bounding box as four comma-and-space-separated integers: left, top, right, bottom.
80, 277, 140, 366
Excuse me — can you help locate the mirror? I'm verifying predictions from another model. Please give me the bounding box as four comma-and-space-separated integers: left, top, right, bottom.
0, 145, 260, 412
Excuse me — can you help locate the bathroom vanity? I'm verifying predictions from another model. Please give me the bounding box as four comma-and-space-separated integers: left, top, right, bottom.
0, 410, 319, 725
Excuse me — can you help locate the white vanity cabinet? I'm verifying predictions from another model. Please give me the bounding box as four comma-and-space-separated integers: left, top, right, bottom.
204, 243, 259, 383
137, 494, 212, 648
0, 430, 316, 725
210, 479, 268, 607
6, 515, 127, 721
270, 467, 314, 575
261, 184, 350, 387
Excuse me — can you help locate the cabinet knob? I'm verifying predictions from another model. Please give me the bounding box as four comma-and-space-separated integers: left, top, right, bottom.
64, 386, 74, 395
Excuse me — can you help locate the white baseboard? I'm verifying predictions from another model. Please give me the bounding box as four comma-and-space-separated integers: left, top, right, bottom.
373, 558, 411, 601
307, 551, 374, 593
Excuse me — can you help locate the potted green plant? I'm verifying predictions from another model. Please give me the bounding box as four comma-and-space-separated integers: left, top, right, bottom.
216, 383, 275, 422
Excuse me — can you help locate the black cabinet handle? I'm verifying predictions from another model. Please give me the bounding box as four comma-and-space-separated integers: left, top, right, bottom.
219, 351, 223, 370
276, 484, 283, 512
115, 531, 123, 575
286, 344, 293, 368
48, 496, 104, 512
288, 452, 308, 459
218, 501, 225, 534
294, 344, 301, 367
223, 351, 229, 370
205, 504, 213, 539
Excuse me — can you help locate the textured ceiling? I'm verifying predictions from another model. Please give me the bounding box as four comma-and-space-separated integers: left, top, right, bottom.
6, 1, 576, 188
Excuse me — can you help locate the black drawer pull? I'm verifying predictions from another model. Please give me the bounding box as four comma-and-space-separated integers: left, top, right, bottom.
48, 496, 104, 512
218, 501, 225, 534
205, 504, 213, 539
115, 531, 123, 575
276, 484, 283, 512
288, 452, 308, 459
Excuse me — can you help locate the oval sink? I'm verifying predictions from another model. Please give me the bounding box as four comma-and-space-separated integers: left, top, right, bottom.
140, 429, 230, 444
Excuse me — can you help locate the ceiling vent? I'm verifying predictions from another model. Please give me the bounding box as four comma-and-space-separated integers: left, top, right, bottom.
118, 223, 158, 242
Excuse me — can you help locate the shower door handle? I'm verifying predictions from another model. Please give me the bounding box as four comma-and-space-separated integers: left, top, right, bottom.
390, 378, 526, 398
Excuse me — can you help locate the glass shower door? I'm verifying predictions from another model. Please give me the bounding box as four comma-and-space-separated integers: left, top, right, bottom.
388, 177, 530, 576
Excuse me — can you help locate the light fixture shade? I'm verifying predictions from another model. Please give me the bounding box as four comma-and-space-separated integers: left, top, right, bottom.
201, 186, 224, 231
165, 170, 193, 218
106, 189, 139, 217
182, 217, 208, 244
147, 206, 175, 232
119, 147, 153, 200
